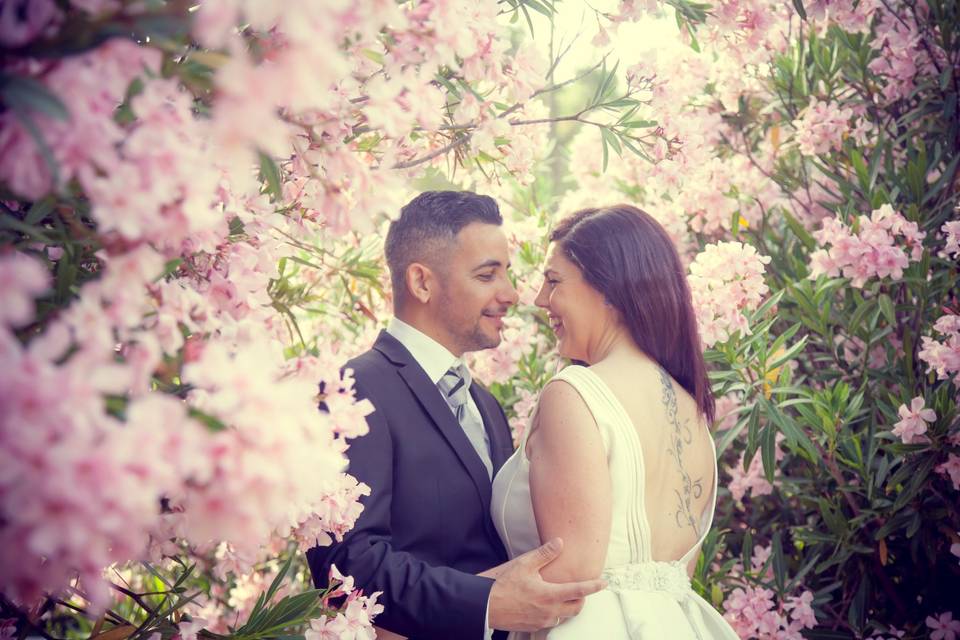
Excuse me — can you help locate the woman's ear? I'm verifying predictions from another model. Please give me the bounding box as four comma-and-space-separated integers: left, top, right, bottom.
405, 262, 433, 304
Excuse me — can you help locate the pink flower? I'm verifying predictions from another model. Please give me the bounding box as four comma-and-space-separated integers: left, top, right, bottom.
784, 590, 817, 629
919, 315, 960, 384
941, 220, 960, 260
927, 612, 960, 640
306, 585, 383, 640
0, 0, 60, 47
176, 618, 207, 640
892, 396, 936, 444
936, 454, 960, 491
0, 252, 50, 328
871, 626, 905, 640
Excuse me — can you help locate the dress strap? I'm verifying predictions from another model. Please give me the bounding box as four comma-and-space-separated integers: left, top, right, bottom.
554, 364, 654, 562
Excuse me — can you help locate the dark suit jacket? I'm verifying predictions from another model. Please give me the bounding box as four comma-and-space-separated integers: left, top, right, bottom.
307, 330, 515, 639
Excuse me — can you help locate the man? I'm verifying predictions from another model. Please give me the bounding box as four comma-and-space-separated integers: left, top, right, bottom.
307, 191, 603, 639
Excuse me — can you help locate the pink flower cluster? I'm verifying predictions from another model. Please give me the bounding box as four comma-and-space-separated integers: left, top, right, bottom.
936, 454, 960, 492
723, 585, 817, 639
805, 0, 880, 34
869, 7, 945, 103
469, 315, 545, 385
306, 566, 383, 640
791, 98, 856, 157
688, 242, 771, 348
918, 314, 960, 385
0, 39, 161, 201
0, 0, 564, 612
509, 387, 539, 448
809, 204, 925, 288
940, 220, 960, 260
700, 1, 793, 68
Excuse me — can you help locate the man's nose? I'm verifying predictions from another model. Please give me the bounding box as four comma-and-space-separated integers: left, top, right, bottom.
500, 279, 519, 306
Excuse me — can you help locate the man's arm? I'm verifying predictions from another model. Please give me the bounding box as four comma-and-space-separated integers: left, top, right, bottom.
306, 376, 493, 640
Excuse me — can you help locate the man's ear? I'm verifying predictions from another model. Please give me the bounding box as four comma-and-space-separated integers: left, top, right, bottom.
405, 262, 434, 304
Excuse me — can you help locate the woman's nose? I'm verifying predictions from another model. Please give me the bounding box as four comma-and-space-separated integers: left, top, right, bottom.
534, 282, 549, 308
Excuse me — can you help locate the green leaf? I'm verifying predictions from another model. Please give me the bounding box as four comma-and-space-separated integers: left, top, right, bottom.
258, 152, 283, 202
850, 149, 869, 193
716, 402, 755, 455
229, 216, 246, 236
846, 298, 876, 337
435, 73, 461, 98
759, 396, 817, 460
154, 258, 183, 282
878, 294, 896, 326
519, 4, 535, 37
767, 335, 808, 372
188, 408, 227, 432
741, 529, 753, 570
0, 75, 70, 121
25, 196, 56, 225
600, 131, 609, 173
760, 424, 778, 483
847, 575, 868, 633
13, 110, 60, 188
0, 209, 53, 243
771, 531, 786, 594
520, 0, 554, 18
601, 127, 622, 156
817, 498, 847, 535
361, 49, 384, 65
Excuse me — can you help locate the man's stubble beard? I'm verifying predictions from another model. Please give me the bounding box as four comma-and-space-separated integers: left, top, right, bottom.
435, 285, 500, 354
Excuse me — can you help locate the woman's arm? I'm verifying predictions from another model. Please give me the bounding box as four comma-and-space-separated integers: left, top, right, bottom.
527, 380, 612, 583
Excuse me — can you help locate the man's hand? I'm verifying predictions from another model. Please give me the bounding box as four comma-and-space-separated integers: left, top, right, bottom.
487, 538, 606, 632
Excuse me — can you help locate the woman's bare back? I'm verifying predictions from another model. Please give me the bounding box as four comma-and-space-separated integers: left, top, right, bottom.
590, 356, 716, 565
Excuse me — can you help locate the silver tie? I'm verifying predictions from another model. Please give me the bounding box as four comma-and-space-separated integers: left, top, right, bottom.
438, 363, 492, 478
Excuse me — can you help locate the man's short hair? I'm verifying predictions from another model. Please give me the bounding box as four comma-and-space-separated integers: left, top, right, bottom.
385, 191, 503, 310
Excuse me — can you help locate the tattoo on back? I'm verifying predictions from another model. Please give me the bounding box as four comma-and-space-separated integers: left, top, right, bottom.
658, 367, 704, 535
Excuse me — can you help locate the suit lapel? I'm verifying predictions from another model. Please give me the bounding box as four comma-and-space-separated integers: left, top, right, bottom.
374, 331, 494, 511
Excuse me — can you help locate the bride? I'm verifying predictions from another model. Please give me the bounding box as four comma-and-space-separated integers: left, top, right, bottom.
490, 204, 740, 639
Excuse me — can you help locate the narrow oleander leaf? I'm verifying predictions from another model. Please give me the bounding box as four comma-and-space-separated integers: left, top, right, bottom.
1, 75, 70, 121
771, 531, 786, 593
25, 196, 56, 225
760, 424, 778, 483
521, 0, 553, 18
259, 152, 283, 201
600, 131, 609, 173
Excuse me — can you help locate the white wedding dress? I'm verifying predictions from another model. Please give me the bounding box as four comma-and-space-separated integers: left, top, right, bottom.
491, 365, 739, 639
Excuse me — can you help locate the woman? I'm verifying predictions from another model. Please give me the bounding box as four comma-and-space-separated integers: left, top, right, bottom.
491, 205, 739, 639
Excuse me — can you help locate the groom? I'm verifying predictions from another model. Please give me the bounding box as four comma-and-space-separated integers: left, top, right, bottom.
307, 191, 603, 639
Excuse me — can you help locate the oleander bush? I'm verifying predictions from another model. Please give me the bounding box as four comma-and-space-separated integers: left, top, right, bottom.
0, 1, 957, 639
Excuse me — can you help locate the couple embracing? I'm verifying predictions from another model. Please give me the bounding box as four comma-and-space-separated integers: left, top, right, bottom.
307, 191, 740, 639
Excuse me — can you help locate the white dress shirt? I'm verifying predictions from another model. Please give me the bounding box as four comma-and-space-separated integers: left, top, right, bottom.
385, 317, 496, 640
386, 317, 487, 445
